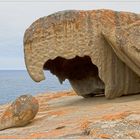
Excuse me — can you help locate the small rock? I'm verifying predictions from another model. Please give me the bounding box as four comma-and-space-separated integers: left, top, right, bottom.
0, 94, 39, 130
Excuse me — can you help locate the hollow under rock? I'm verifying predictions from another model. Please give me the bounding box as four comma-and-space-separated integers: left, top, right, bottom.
43, 56, 105, 97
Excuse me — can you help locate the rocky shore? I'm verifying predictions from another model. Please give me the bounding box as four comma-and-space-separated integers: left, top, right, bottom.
0, 90, 140, 139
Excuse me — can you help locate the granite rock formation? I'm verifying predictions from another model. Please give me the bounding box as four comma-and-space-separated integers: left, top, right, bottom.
24, 9, 140, 99
0, 95, 39, 130
0, 91, 140, 139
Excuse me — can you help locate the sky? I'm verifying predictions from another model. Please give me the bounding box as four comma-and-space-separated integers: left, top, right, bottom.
0, 0, 139, 70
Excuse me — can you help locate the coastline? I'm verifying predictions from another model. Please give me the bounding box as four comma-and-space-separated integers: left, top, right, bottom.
0, 90, 140, 139
0, 70, 71, 105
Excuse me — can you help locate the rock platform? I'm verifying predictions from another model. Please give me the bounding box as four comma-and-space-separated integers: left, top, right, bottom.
0, 90, 140, 139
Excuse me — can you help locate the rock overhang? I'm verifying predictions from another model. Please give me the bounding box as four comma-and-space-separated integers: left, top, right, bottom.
24, 10, 92, 82
24, 9, 140, 99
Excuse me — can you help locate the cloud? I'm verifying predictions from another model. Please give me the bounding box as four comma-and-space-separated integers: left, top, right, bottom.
0, 1, 139, 69
0, 57, 25, 70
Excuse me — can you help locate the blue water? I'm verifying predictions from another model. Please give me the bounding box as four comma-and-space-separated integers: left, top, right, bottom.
0, 70, 71, 105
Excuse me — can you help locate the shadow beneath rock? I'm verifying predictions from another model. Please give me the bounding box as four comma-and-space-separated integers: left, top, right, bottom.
58, 93, 140, 108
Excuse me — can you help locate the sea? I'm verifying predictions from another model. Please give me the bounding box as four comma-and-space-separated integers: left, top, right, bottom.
0, 70, 71, 105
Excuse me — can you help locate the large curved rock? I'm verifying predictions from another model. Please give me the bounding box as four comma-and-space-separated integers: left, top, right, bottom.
24, 9, 140, 99
0, 95, 39, 130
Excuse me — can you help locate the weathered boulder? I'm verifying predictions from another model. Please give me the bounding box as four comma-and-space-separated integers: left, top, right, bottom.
24, 9, 140, 99
0, 95, 39, 130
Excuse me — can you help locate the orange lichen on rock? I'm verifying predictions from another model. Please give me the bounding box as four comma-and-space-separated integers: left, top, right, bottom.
0, 135, 18, 139
27, 129, 67, 139
37, 91, 76, 102
0, 95, 39, 130
0, 91, 140, 139
1, 107, 13, 119
102, 111, 131, 121
128, 131, 140, 139
80, 119, 91, 131
89, 128, 103, 137
47, 109, 69, 116
27, 132, 50, 139
24, 9, 140, 99
98, 133, 112, 139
